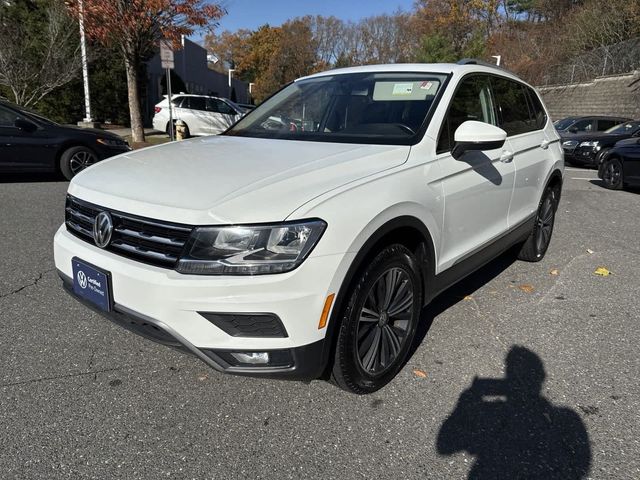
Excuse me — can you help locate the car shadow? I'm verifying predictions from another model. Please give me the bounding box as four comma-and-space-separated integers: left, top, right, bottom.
436, 346, 591, 479
0, 172, 66, 184
408, 246, 520, 360
589, 179, 640, 193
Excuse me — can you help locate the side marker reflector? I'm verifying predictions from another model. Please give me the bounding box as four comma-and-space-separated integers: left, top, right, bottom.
318, 293, 335, 329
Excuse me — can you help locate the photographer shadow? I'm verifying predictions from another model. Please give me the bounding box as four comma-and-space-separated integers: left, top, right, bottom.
437, 346, 591, 479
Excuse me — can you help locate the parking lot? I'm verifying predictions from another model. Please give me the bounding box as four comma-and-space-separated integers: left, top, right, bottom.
0, 166, 638, 479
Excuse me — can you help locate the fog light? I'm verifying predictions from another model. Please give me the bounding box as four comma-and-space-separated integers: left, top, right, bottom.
230, 352, 270, 364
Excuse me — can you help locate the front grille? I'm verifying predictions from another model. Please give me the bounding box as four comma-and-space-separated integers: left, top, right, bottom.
65, 195, 193, 269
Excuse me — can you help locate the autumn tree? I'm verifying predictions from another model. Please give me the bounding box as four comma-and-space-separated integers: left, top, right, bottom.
0, 0, 81, 107
67, 0, 225, 142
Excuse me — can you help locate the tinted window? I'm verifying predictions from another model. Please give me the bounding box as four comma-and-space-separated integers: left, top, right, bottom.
437, 75, 496, 153
597, 119, 621, 131
570, 119, 594, 133
207, 98, 236, 115
526, 88, 547, 130
492, 77, 535, 136
171, 96, 184, 107
187, 97, 206, 111
604, 121, 640, 135
0, 106, 17, 127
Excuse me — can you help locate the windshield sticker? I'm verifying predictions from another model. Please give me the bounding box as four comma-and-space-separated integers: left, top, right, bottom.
392, 83, 414, 95
420, 81, 433, 90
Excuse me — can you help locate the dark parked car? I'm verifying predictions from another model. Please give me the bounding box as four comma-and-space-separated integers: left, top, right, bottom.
597, 137, 640, 190
561, 121, 640, 166
554, 115, 630, 135
0, 100, 131, 180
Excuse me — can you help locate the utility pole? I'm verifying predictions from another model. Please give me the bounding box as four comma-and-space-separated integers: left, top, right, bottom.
228, 68, 235, 99
78, 0, 96, 127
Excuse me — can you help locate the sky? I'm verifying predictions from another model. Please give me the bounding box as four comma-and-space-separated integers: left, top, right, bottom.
215, 0, 416, 32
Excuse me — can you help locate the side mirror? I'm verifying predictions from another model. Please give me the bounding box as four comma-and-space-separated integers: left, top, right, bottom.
14, 118, 38, 133
451, 121, 507, 160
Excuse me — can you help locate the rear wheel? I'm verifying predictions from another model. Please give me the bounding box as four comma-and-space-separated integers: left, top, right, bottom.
59, 146, 98, 180
601, 157, 624, 190
518, 186, 559, 262
331, 244, 422, 394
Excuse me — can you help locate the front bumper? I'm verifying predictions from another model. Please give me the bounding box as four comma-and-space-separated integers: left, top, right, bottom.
54, 225, 351, 379
564, 147, 599, 166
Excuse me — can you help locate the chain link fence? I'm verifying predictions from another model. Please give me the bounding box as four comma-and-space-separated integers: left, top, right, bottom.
540, 38, 640, 86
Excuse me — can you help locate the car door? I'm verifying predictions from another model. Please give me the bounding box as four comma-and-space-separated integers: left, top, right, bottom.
491, 78, 551, 226
206, 98, 238, 134
622, 140, 640, 182
180, 97, 210, 136
0, 105, 53, 171
435, 74, 516, 268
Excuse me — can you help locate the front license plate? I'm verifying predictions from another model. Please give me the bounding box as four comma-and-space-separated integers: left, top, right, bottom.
72, 257, 112, 312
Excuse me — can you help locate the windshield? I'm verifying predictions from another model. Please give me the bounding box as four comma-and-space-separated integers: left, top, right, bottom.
554, 118, 576, 130
225, 72, 448, 145
8, 103, 59, 126
605, 121, 640, 135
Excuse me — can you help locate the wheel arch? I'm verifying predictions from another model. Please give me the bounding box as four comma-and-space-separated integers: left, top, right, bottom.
318, 215, 438, 378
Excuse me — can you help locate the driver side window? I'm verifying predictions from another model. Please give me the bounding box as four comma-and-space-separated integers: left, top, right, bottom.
437, 76, 496, 153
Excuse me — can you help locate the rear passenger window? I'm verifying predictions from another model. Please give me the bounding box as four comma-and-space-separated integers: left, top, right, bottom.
526, 88, 547, 130
437, 75, 496, 153
597, 119, 620, 131
188, 97, 206, 111
492, 77, 535, 136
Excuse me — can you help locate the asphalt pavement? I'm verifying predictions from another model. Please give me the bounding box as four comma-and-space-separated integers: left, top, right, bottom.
0, 166, 638, 479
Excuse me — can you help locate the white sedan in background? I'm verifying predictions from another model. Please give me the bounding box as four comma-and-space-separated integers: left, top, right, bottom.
152, 94, 244, 137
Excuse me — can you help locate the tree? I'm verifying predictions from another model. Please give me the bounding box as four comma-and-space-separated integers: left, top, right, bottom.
67, 0, 225, 142
0, 0, 81, 107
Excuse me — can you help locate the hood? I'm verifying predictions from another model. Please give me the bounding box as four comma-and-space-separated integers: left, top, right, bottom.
56, 125, 123, 140
69, 135, 410, 224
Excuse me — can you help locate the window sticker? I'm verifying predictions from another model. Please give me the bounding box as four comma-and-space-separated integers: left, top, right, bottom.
392, 83, 414, 95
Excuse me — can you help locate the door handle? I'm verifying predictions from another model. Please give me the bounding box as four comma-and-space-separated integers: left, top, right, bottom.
500, 150, 514, 163
540, 139, 550, 150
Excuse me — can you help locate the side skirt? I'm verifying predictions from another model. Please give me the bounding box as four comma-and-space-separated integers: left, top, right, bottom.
427, 214, 536, 303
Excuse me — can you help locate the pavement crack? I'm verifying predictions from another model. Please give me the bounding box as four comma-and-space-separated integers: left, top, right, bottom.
0, 268, 56, 299
0, 365, 132, 388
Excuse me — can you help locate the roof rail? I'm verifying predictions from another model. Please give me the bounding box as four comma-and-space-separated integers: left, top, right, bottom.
457, 58, 502, 69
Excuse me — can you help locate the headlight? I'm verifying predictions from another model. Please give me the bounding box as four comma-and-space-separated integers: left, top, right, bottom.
176, 219, 326, 275
562, 140, 578, 148
578, 141, 599, 148
97, 137, 128, 147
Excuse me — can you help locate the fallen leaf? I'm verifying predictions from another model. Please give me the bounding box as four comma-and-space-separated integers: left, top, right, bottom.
586, 249, 594, 254
197, 373, 209, 381
594, 267, 611, 277
412, 368, 427, 378
550, 269, 559, 276
463, 295, 473, 301
518, 284, 535, 293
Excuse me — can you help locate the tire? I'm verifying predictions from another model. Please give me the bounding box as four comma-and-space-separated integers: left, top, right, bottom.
517, 186, 559, 262
331, 244, 423, 394
601, 157, 624, 190
59, 146, 99, 180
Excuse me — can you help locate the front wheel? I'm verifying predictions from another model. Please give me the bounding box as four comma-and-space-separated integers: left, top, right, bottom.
331, 244, 423, 394
518, 186, 559, 262
601, 157, 624, 190
59, 146, 98, 180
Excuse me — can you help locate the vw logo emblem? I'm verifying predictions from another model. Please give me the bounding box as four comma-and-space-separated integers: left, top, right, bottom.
93, 211, 113, 248
77, 270, 88, 289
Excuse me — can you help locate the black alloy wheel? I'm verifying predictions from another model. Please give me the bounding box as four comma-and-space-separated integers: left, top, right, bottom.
331, 244, 422, 394
602, 158, 624, 190
518, 186, 559, 262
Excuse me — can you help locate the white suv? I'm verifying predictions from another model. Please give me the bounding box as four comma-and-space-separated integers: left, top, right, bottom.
54, 62, 563, 394
152, 94, 243, 136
